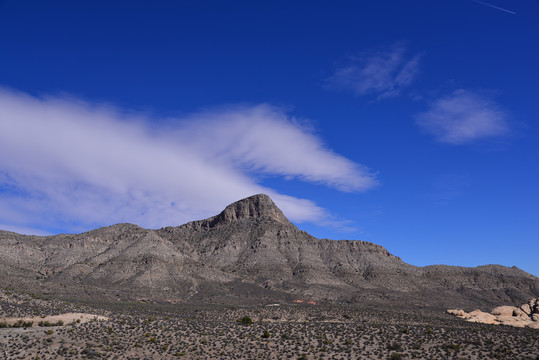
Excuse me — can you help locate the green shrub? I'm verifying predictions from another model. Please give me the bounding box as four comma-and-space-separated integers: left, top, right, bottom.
12, 320, 33, 328
237, 316, 253, 325
262, 330, 270, 338
38, 320, 63, 327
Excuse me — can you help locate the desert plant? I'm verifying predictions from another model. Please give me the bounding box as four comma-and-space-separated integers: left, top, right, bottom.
237, 316, 253, 325
12, 320, 33, 328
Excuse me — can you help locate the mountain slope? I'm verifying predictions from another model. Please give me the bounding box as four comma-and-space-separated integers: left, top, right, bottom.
0, 194, 537, 310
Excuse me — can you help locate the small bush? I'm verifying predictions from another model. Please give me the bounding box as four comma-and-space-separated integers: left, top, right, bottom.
12, 320, 33, 328
390, 353, 403, 360
262, 330, 270, 338
38, 320, 63, 327
237, 316, 253, 325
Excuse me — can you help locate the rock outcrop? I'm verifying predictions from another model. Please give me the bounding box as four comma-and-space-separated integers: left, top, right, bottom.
1, 194, 538, 310
447, 297, 539, 329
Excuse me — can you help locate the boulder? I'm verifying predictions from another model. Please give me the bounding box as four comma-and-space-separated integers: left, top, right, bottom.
468, 311, 497, 324
512, 308, 528, 318
530, 298, 538, 311
520, 304, 531, 315
447, 297, 539, 329
492, 306, 518, 316
533, 298, 539, 313
496, 315, 531, 327
447, 309, 466, 317
529, 322, 539, 329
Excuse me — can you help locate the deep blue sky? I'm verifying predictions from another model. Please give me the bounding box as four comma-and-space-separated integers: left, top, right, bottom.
1, 0, 538, 276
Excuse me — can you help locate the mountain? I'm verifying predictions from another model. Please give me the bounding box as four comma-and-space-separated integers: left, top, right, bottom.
0, 194, 537, 310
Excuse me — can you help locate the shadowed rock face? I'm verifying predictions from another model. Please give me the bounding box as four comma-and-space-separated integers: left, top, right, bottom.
0, 194, 537, 310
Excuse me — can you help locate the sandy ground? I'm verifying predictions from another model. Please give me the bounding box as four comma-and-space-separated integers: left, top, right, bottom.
0, 312, 109, 326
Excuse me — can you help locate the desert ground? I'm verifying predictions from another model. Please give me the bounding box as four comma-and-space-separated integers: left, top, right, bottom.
1, 289, 538, 360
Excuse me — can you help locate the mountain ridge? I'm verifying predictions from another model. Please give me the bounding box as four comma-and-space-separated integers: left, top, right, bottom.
0, 194, 537, 311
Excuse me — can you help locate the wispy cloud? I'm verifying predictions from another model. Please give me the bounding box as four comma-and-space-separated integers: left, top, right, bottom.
415, 89, 510, 145
326, 44, 422, 100
0, 89, 377, 234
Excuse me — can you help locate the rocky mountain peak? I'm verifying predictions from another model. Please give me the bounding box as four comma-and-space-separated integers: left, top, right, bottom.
211, 194, 290, 225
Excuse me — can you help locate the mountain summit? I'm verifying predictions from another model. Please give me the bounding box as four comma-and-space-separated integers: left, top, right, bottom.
0, 194, 537, 310
208, 194, 289, 226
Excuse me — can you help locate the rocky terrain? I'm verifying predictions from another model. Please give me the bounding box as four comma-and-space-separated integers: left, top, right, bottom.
1, 288, 538, 360
0, 194, 538, 312
448, 297, 539, 329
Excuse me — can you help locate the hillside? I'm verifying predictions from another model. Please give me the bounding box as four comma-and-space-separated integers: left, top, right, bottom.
0, 194, 537, 310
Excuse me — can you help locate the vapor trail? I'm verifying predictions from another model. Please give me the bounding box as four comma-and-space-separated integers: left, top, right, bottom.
472, 0, 516, 14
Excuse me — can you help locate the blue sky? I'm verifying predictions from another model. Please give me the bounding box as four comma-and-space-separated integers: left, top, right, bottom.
0, 0, 538, 276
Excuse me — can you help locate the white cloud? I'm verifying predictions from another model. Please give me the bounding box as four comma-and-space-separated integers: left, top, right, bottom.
415, 89, 510, 144
0, 89, 377, 234
326, 44, 422, 99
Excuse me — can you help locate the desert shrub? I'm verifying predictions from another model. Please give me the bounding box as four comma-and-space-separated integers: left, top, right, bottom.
38, 320, 63, 327
237, 316, 253, 325
390, 353, 403, 360
262, 330, 270, 338
443, 343, 461, 351
388, 342, 402, 351
12, 320, 33, 328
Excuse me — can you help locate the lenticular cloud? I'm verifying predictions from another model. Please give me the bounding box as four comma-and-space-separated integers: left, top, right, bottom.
0, 89, 377, 234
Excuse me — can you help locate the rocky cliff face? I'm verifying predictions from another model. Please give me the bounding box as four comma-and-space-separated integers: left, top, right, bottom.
0, 194, 537, 310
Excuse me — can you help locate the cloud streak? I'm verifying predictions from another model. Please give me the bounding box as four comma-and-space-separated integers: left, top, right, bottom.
472, 0, 516, 15
326, 44, 422, 100
0, 89, 377, 234
415, 89, 510, 145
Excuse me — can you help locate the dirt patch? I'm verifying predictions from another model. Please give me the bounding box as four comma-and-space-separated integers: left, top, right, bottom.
0, 312, 109, 327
